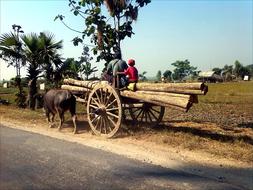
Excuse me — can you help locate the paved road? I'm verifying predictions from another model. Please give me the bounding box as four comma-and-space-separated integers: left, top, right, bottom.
0, 125, 244, 190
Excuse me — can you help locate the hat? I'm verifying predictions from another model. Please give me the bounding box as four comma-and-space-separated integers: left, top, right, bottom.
128, 59, 135, 66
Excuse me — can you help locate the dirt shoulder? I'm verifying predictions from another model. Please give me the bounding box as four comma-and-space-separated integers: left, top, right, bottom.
1, 117, 252, 189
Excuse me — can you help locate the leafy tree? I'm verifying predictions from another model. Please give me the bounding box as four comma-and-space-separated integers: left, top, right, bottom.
79, 46, 98, 80
240, 66, 251, 79
139, 71, 147, 81
59, 58, 81, 79
221, 64, 233, 81
156, 70, 161, 81
233, 60, 243, 79
212, 67, 222, 75
171, 60, 197, 81
223, 64, 233, 74
246, 64, 253, 77
55, 0, 151, 67
81, 62, 98, 80
233, 60, 252, 80
163, 70, 172, 81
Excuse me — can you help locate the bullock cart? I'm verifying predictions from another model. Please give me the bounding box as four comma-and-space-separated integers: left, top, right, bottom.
62, 78, 208, 138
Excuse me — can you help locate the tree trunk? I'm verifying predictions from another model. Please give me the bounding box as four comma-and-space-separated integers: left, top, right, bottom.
28, 78, 37, 110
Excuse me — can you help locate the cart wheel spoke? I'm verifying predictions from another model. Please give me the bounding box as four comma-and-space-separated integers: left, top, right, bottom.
99, 88, 105, 104
132, 107, 142, 114
140, 110, 145, 122
94, 116, 101, 130
107, 115, 117, 130
106, 107, 119, 112
89, 104, 100, 110
103, 89, 109, 104
150, 107, 160, 114
105, 92, 113, 106
101, 116, 106, 134
106, 99, 117, 109
91, 114, 99, 124
105, 116, 113, 132
146, 111, 153, 122
94, 91, 101, 104
107, 111, 119, 119
90, 97, 100, 107
148, 109, 159, 121
135, 109, 143, 120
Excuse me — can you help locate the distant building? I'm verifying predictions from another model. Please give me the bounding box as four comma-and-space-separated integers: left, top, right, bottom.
243, 75, 250, 81
3, 82, 9, 88
198, 71, 223, 83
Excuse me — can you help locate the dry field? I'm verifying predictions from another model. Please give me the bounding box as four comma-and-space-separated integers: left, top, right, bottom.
0, 81, 253, 163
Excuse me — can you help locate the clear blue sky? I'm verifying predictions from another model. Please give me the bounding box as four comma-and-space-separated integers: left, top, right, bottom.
0, 0, 252, 80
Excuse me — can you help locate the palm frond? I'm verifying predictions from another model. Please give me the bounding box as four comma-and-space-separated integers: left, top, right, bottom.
0, 32, 19, 46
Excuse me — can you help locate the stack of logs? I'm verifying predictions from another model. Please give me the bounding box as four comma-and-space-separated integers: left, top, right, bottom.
62, 78, 208, 112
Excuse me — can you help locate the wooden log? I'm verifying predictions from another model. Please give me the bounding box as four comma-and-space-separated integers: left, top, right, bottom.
135, 85, 207, 95
63, 78, 101, 89
137, 91, 199, 104
136, 91, 191, 99
135, 83, 208, 95
136, 82, 204, 90
61, 85, 89, 92
120, 90, 192, 110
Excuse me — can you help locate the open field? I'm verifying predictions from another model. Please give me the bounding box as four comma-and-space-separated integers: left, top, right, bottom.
0, 81, 253, 163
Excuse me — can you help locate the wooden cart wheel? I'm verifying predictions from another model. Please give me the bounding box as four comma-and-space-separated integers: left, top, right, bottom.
129, 103, 165, 126
87, 84, 122, 138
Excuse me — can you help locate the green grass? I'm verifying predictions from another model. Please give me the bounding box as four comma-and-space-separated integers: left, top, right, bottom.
0, 87, 19, 104
199, 81, 253, 104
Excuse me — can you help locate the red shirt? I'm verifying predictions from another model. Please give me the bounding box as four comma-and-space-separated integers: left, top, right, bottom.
124, 66, 138, 82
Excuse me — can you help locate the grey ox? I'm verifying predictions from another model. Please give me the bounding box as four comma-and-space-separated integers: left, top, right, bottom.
43, 89, 77, 134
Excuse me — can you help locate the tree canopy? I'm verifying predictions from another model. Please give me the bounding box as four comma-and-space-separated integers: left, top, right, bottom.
55, 0, 151, 66
171, 60, 197, 81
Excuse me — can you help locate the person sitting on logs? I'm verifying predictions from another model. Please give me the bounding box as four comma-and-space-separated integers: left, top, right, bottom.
124, 59, 139, 83
117, 59, 139, 91
106, 51, 128, 88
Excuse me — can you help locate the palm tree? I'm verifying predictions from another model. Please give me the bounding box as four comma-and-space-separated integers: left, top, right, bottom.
0, 31, 27, 107
21, 32, 63, 109
39, 32, 63, 85
0, 32, 24, 69
21, 33, 43, 109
